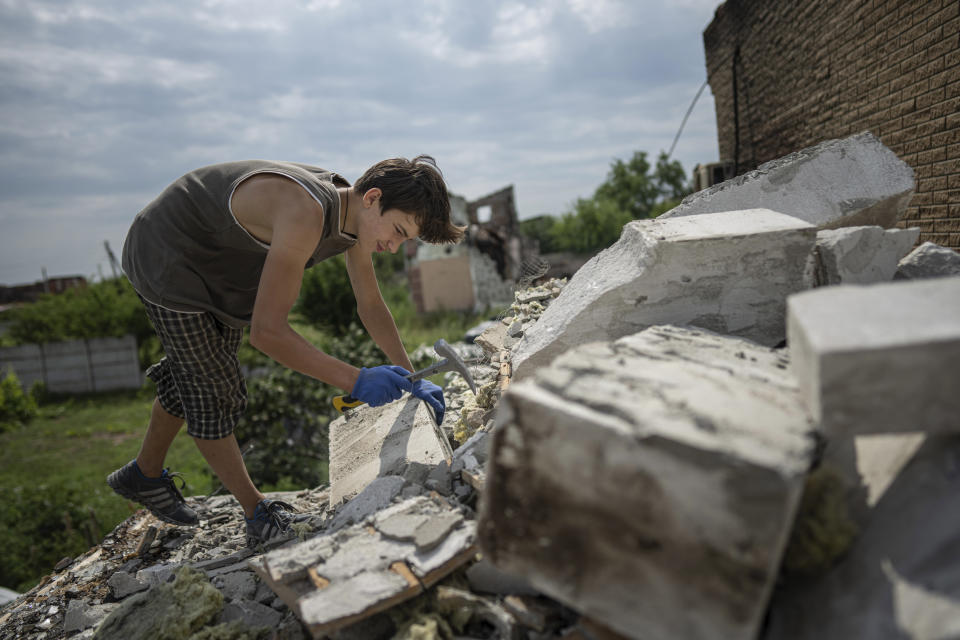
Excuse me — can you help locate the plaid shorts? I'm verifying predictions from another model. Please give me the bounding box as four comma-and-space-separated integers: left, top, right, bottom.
140, 297, 247, 440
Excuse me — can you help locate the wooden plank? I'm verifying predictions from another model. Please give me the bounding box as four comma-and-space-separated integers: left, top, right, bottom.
306, 567, 330, 590
461, 469, 485, 492
389, 561, 421, 588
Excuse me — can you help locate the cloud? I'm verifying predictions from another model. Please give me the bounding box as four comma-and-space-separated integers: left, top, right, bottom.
0, 0, 723, 284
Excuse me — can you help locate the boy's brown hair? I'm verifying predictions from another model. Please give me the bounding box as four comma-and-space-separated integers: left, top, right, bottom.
354, 155, 465, 244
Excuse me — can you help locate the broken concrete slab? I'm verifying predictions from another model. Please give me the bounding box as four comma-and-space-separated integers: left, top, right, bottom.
475, 321, 508, 357
512, 209, 816, 378
330, 475, 406, 531
106, 571, 148, 599
480, 325, 815, 640
787, 277, 960, 436
894, 241, 960, 281
220, 597, 284, 630
212, 570, 257, 602
661, 132, 915, 230
255, 495, 477, 638
762, 434, 960, 640
328, 396, 453, 507
64, 600, 118, 634
813, 226, 919, 286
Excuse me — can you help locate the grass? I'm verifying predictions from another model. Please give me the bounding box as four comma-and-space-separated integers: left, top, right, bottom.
0, 387, 213, 592
0, 280, 501, 592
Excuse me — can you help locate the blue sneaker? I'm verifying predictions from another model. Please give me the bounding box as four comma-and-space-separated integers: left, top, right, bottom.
107, 460, 199, 526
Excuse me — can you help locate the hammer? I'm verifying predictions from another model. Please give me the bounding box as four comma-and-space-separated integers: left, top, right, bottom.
332, 339, 477, 413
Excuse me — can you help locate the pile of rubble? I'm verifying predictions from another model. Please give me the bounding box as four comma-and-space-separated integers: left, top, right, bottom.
3, 131, 960, 640
0, 280, 588, 640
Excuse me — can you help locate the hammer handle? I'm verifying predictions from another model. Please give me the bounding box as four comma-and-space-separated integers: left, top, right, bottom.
332, 395, 365, 412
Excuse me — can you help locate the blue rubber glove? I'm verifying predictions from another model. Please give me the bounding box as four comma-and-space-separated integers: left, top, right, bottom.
411, 379, 445, 425
351, 365, 412, 407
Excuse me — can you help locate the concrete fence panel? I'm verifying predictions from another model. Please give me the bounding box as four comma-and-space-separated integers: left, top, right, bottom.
0, 335, 141, 394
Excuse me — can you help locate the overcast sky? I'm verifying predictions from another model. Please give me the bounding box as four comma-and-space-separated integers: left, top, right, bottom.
0, 0, 722, 285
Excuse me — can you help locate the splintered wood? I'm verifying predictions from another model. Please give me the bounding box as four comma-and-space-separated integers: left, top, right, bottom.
250, 494, 477, 638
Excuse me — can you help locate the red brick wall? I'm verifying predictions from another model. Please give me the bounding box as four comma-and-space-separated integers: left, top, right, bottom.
704, 0, 960, 249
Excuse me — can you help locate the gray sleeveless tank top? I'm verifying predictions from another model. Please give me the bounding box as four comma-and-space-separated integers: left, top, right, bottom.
122, 160, 357, 328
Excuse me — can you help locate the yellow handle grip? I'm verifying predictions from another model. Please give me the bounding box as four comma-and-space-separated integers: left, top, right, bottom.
332, 395, 366, 413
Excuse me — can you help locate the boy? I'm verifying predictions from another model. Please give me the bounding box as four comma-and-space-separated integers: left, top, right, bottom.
108, 156, 464, 547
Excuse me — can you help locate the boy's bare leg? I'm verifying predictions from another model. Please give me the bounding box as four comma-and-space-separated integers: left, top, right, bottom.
136, 398, 185, 477
193, 434, 265, 518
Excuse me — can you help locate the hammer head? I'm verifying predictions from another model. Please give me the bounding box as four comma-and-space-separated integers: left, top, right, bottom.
432, 339, 477, 395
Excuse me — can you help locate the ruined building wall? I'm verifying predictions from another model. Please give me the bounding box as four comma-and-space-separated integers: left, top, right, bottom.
704, 0, 960, 249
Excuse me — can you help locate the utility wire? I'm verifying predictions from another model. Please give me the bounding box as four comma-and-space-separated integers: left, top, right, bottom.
666, 79, 709, 161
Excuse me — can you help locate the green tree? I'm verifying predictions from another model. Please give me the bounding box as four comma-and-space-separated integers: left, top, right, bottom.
294, 256, 360, 335
543, 150, 691, 254
519, 215, 560, 254
549, 198, 633, 254
594, 150, 689, 220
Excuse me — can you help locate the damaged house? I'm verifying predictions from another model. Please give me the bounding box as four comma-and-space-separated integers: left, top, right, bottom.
406, 186, 540, 314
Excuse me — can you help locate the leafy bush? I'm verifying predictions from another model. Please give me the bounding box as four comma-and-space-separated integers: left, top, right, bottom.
0, 483, 95, 591
549, 197, 634, 254
519, 215, 560, 254
295, 252, 409, 337
6, 278, 157, 368
519, 149, 692, 256
0, 370, 38, 432
294, 256, 361, 336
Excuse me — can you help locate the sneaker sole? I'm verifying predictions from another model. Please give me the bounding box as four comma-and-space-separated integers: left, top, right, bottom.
107, 470, 200, 527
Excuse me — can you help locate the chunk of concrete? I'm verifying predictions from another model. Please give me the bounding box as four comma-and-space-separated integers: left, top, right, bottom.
762, 433, 960, 640
894, 241, 960, 280
787, 277, 960, 436
220, 598, 283, 630
475, 321, 508, 357
813, 226, 919, 286
480, 325, 815, 640
661, 132, 914, 230
214, 570, 257, 602
107, 571, 148, 599
329, 396, 453, 507
330, 475, 405, 531
512, 209, 816, 378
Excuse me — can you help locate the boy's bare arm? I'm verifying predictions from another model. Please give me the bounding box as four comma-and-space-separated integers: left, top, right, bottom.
248, 201, 361, 393
344, 246, 415, 373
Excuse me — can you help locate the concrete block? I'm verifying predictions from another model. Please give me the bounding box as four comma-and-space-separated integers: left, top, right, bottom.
512, 209, 816, 378
787, 277, 960, 436
480, 325, 815, 640
661, 132, 914, 229
763, 434, 960, 640
894, 241, 960, 281
813, 226, 919, 286
328, 396, 453, 507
